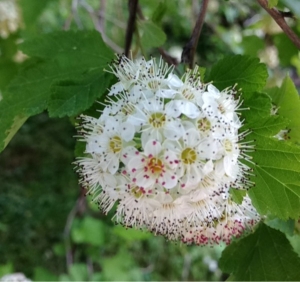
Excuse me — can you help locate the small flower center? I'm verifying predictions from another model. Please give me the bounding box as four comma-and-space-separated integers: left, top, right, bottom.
109, 136, 122, 153
122, 103, 135, 116
182, 88, 195, 100
148, 79, 160, 90
197, 117, 211, 132
131, 186, 144, 198
181, 147, 197, 164
149, 112, 166, 128
147, 157, 164, 174
218, 103, 226, 114
224, 139, 233, 153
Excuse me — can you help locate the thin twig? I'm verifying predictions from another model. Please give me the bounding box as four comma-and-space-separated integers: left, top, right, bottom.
257, 0, 300, 49
80, 0, 123, 53
63, 189, 86, 268
98, 0, 106, 30
72, 0, 83, 29
125, 0, 139, 57
181, 0, 210, 68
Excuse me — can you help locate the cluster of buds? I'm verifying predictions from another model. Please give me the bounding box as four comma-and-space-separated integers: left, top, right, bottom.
0, 0, 20, 38
75, 55, 260, 245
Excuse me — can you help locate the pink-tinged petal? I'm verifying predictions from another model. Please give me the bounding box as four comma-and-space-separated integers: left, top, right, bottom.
128, 155, 145, 172
141, 130, 163, 149
144, 139, 162, 157
135, 171, 155, 188
121, 146, 139, 165
164, 149, 180, 170
160, 171, 178, 189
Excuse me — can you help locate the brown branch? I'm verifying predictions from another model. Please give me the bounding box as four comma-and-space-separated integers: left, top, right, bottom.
181, 0, 210, 68
257, 0, 300, 49
136, 4, 178, 66
158, 47, 179, 66
125, 0, 139, 57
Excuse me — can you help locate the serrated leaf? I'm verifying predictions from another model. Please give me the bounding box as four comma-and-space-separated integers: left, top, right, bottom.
3, 115, 27, 148
206, 55, 268, 93
219, 223, 300, 281
138, 20, 166, 48
249, 134, 300, 219
265, 217, 295, 236
49, 72, 111, 117
267, 76, 300, 143
241, 92, 288, 136
0, 31, 114, 152
239, 90, 300, 219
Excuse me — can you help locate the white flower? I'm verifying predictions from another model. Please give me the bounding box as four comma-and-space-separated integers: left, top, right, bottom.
127, 96, 184, 147
0, 0, 20, 38
127, 139, 179, 189
75, 55, 260, 245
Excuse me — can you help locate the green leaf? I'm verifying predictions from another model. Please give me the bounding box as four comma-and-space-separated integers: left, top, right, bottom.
69, 264, 88, 281
268, 0, 278, 8
33, 267, 58, 281
219, 223, 300, 281
265, 217, 295, 236
241, 92, 289, 136
113, 225, 151, 242
229, 189, 246, 204
0, 31, 114, 152
273, 33, 299, 66
249, 135, 300, 219
266, 76, 300, 143
20, 0, 55, 27
0, 263, 13, 277
238, 88, 300, 219
101, 248, 143, 281
49, 71, 111, 117
206, 55, 268, 93
240, 35, 265, 57
71, 216, 105, 246
151, 1, 167, 25
138, 20, 166, 48
3, 115, 27, 149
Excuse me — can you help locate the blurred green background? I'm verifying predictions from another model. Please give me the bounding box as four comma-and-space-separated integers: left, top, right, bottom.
0, 0, 299, 280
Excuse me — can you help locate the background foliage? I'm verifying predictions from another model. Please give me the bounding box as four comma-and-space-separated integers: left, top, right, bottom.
1, 0, 300, 281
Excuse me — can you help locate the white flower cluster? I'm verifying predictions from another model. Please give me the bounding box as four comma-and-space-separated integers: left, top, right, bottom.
76, 55, 260, 245
0, 0, 20, 38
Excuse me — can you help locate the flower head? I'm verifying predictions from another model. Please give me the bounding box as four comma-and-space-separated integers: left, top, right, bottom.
0, 0, 21, 38
75, 55, 260, 245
